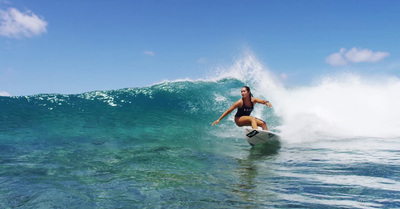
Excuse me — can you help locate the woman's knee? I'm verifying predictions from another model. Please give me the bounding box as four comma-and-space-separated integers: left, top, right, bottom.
256, 118, 265, 125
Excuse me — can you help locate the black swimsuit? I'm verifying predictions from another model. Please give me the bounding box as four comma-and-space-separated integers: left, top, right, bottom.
235, 98, 253, 118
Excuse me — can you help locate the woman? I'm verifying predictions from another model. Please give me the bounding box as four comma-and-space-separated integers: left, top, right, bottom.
212, 86, 272, 130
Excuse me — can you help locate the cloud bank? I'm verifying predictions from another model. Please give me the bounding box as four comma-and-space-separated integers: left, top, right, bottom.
326, 47, 390, 66
0, 7, 48, 38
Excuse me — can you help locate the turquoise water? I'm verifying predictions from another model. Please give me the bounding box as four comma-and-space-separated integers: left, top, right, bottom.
1, 76, 400, 208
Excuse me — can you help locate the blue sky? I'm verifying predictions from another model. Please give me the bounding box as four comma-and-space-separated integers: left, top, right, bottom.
1, 0, 399, 96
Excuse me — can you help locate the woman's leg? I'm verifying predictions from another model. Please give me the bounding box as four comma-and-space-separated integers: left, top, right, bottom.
235, 116, 268, 130
256, 118, 268, 130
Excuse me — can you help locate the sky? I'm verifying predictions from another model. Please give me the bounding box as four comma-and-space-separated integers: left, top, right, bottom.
1, 0, 399, 96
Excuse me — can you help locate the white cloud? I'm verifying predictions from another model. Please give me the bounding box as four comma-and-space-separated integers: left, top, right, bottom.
326, 47, 390, 66
346, 48, 389, 63
0, 91, 11, 96
0, 7, 48, 38
143, 51, 155, 56
325, 48, 349, 66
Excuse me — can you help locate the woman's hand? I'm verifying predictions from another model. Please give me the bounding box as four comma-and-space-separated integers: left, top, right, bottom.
212, 119, 220, 126
265, 101, 272, 108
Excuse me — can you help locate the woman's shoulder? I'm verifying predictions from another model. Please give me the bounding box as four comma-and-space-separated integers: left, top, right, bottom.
233, 98, 243, 106
236, 98, 243, 103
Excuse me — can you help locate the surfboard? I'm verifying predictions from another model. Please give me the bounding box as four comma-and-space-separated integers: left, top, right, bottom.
245, 127, 280, 146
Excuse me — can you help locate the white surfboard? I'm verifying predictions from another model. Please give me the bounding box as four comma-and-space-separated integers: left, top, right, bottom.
245, 127, 280, 146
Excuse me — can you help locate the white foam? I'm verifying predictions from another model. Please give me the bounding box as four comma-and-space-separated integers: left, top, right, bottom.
80, 91, 118, 107
210, 50, 400, 141
276, 74, 400, 140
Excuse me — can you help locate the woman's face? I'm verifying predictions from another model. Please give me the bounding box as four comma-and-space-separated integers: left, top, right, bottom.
241, 87, 250, 98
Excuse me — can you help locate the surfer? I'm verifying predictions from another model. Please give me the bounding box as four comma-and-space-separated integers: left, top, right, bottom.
212, 86, 272, 130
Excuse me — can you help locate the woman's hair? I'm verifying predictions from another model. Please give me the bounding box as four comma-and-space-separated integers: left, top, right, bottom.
243, 86, 254, 97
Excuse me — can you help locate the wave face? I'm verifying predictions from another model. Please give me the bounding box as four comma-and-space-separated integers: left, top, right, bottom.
2, 52, 400, 141
1, 52, 400, 208
0, 78, 257, 143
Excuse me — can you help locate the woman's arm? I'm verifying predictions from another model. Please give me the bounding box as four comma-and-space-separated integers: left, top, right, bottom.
253, 97, 272, 108
212, 100, 240, 126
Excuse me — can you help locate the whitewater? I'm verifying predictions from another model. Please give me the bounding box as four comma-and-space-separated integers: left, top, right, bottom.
1, 53, 400, 208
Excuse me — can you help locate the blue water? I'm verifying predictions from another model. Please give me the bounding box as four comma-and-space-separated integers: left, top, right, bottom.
1, 75, 400, 208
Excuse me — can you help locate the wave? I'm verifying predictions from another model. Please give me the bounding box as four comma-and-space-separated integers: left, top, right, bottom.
2, 51, 400, 142
276, 74, 400, 140
222, 52, 400, 140
217, 52, 400, 140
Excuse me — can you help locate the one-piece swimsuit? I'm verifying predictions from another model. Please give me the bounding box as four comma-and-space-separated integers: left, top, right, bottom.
235, 98, 253, 118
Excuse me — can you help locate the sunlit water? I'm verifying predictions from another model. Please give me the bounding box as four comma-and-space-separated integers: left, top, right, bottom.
1, 53, 400, 208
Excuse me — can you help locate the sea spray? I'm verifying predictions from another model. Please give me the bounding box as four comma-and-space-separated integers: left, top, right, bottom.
208, 51, 400, 141
271, 73, 400, 140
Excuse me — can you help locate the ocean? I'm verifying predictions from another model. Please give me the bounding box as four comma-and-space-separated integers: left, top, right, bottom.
1, 56, 400, 208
